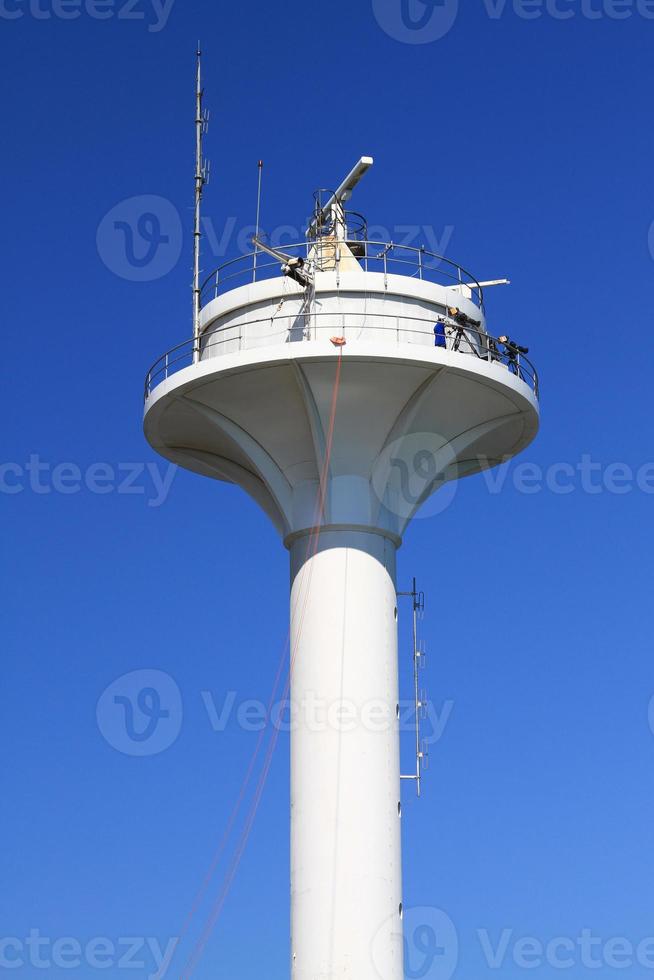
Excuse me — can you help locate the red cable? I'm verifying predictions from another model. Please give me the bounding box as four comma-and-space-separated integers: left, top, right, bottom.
179, 350, 344, 977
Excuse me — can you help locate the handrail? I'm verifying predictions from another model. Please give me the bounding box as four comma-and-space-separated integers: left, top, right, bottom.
199, 241, 486, 311
144, 312, 538, 401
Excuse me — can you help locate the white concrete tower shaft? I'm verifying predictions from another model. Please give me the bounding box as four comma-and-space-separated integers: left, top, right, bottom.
290, 529, 402, 979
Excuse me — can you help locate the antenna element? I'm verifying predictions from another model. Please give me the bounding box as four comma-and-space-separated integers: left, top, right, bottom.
253, 161, 263, 283
193, 46, 210, 361
398, 578, 427, 797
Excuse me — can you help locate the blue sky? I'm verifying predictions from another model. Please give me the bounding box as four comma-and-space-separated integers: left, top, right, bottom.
2, 0, 654, 977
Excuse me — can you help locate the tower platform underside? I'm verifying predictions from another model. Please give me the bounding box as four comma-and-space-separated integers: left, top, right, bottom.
144, 337, 538, 544
144, 272, 539, 543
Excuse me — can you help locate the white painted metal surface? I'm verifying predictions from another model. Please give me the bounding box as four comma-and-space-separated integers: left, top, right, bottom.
198, 272, 486, 359
290, 529, 402, 980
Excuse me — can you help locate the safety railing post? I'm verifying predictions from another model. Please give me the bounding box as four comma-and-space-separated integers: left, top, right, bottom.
419, 246, 424, 281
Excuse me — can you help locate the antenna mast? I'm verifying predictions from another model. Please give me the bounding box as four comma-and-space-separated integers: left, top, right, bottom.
252, 160, 263, 283
193, 46, 209, 360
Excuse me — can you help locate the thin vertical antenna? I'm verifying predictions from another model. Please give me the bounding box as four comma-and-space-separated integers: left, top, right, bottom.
193, 45, 209, 362
252, 160, 263, 283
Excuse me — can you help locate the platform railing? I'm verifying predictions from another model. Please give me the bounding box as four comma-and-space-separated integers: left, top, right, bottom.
199, 241, 486, 311
144, 312, 538, 401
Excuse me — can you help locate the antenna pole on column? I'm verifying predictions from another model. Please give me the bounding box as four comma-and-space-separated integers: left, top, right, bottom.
398, 578, 427, 797
253, 160, 263, 282
193, 45, 209, 362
